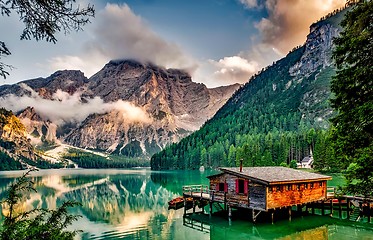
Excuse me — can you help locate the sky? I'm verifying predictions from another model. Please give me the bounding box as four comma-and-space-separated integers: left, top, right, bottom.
0, 0, 346, 88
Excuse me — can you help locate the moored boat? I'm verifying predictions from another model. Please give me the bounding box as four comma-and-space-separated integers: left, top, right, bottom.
168, 197, 193, 210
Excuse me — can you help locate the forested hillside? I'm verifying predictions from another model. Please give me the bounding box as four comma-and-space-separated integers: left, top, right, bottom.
151, 10, 347, 170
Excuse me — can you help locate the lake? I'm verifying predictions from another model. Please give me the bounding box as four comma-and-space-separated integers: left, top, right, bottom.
0, 169, 372, 239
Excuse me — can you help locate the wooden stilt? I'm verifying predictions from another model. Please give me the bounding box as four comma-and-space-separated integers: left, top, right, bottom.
338, 199, 342, 219
228, 206, 232, 221
193, 199, 196, 214
368, 204, 371, 223
209, 201, 212, 217
347, 199, 351, 220
330, 199, 333, 217
322, 201, 325, 216
297, 205, 302, 216
224, 192, 227, 211
183, 196, 187, 216
288, 206, 292, 221
311, 202, 315, 215
271, 211, 274, 224
252, 210, 261, 223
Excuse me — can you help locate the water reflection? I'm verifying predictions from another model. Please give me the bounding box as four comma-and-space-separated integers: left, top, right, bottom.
0, 169, 372, 240
183, 214, 373, 240
0, 169, 211, 239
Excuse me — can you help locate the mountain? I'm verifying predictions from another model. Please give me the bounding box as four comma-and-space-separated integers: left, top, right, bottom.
0, 108, 68, 170
65, 60, 239, 156
0, 108, 36, 169
0, 60, 239, 159
151, 9, 347, 170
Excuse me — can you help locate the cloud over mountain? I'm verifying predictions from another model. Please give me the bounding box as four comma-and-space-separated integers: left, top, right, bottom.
0, 84, 152, 125
209, 56, 259, 84
50, 3, 197, 78
255, 0, 345, 53
205, 0, 345, 87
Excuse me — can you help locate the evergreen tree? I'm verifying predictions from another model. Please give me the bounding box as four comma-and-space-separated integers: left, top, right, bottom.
227, 145, 236, 167
331, 1, 373, 196
0, 0, 95, 78
0, 169, 81, 240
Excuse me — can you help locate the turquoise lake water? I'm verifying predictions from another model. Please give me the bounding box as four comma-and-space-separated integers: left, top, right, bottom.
0, 169, 372, 239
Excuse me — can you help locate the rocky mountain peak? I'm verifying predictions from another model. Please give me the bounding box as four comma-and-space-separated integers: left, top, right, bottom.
18, 107, 43, 121
0, 108, 36, 161
0, 59, 240, 158
0, 70, 90, 99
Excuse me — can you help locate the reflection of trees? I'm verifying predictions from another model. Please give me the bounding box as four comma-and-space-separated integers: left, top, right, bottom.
150, 170, 214, 194
0, 178, 14, 199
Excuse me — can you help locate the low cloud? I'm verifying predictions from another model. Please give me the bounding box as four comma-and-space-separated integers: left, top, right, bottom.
209, 56, 259, 84
239, 0, 259, 8
0, 84, 152, 125
205, 0, 345, 86
255, 0, 345, 54
50, 3, 197, 77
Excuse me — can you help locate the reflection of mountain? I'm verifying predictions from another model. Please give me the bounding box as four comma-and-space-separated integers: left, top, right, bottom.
1, 170, 370, 239
0, 170, 184, 239
59, 175, 175, 225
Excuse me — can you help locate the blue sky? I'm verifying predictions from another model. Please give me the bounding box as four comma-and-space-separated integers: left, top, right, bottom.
0, 0, 345, 87
115, 0, 263, 58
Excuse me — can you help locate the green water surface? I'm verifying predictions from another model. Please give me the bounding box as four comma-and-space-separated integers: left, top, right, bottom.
0, 169, 371, 240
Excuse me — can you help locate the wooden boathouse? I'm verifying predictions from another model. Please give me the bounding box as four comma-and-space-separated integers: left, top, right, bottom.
183, 166, 332, 222
209, 167, 331, 210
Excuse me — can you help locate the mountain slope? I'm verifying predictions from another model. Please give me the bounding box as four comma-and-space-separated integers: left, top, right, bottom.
0, 108, 36, 169
151, 10, 347, 170
0, 60, 239, 158
64, 60, 239, 156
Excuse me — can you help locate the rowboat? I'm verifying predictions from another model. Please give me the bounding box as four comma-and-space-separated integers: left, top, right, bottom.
168, 197, 193, 210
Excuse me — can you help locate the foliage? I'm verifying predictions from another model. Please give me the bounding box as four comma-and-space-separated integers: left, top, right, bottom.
63, 148, 150, 168
280, 162, 288, 167
0, 0, 95, 78
289, 160, 298, 169
331, 1, 373, 197
151, 44, 338, 170
20, 156, 65, 169
0, 41, 11, 79
0, 151, 22, 170
0, 169, 82, 240
1, 107, 67, 170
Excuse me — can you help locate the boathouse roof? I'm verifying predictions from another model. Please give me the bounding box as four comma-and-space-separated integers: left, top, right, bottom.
209, 167, 331, 185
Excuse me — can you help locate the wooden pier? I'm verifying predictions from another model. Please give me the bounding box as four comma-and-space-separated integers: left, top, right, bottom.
181, 184, 373, 223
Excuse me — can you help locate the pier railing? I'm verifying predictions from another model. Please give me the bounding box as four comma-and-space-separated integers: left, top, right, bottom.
327, 187, 335, 198
182, 185, 210, 199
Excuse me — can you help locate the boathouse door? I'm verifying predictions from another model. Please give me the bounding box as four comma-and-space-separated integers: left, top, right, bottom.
249, 183, 266, 210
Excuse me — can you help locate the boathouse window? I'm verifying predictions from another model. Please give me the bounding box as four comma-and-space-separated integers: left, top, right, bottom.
219, 183, 225, 192
310, 183, 314, 189
276, 186, 281, 192
319, 182, 323, 187
235, 179, 248, 194
297, 184, 300, 190
216, 182, 227, 192
287, 184, 292, 191
304, 183, 308, 189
